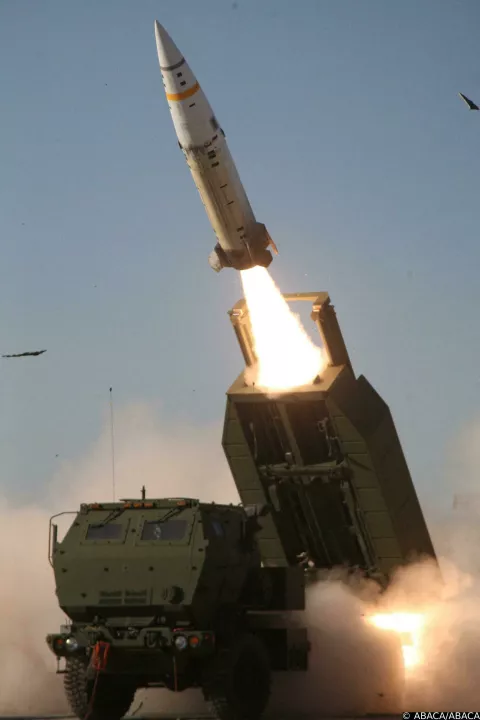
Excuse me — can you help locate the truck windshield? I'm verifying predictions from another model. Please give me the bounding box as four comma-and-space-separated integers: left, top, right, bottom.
86, 523, 123, 541
141, 519, 187, 541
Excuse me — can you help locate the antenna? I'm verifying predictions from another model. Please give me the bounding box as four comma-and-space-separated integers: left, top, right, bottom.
109, 387, 116, 501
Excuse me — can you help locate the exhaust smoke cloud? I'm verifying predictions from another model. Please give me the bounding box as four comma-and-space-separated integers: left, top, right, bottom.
3, 403, 480, 715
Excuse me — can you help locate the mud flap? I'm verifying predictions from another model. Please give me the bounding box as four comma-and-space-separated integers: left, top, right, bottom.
92, 641, 111, 671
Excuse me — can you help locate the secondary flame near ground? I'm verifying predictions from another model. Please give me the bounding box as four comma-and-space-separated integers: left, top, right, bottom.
240, 267, 326, 391
367, 611, 425, 672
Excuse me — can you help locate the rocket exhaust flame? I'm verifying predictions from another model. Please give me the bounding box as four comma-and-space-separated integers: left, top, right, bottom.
240, 267, 326, 391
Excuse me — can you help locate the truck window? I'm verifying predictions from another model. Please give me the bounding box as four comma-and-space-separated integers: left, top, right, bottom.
211, 519, 224, 537
141, 519, 187, 541
86, 523, 123, 541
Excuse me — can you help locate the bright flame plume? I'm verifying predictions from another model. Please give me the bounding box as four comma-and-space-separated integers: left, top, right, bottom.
240, 267, 326, 391
368, 612, 425, 671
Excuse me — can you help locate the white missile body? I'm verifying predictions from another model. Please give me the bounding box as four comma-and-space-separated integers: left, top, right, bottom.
154, 21, 278, 273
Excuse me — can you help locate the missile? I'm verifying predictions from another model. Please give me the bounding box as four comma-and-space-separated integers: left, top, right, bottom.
154, 21, 278, 273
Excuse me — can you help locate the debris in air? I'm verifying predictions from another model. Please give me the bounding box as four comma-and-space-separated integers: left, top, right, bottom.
459, 92, 479, 111
2, 349, 47, 358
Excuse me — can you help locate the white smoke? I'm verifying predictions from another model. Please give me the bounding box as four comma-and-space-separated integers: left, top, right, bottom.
3, 404, 480, 715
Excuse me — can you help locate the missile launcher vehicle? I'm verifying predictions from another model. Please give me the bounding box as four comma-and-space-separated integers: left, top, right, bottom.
46, 292, 437, 720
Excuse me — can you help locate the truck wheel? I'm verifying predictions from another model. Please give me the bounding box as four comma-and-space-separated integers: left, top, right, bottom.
64, 657, 136, 720
203, 633, 271, 720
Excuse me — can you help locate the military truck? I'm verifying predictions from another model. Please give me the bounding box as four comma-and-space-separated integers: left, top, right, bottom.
46, 292, 437, 720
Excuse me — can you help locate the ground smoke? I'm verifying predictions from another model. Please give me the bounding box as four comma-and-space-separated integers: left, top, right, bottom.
2, 405, 480, 715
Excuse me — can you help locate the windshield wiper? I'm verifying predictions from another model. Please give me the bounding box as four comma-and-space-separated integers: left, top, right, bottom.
97, 504, 186, 528
96, 508, 126, 527
154, 506, 186, 524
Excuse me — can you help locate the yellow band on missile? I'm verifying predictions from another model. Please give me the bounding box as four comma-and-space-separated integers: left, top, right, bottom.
166, 82, 200, 102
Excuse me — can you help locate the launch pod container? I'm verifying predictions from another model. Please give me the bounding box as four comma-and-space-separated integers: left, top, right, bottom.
224, 292, 435, 579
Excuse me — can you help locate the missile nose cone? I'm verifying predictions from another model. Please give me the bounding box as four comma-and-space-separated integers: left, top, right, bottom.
154, 21, 183, 70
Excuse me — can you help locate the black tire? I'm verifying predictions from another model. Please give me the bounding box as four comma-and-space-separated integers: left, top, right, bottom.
202, 633, 271, 720
64, 656, 136, 720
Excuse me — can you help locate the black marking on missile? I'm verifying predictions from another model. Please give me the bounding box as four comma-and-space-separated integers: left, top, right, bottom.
176, 72, 183, 77
237, 226, 244, 232
208, 150, 216, 158
189, 103, 196, 107
220, 183, 228, 189
227, 200, 234, 205
212, 134, 218, 141
212, 162, 219, 167
160, 57, 185, 72
180, 81, 186, 86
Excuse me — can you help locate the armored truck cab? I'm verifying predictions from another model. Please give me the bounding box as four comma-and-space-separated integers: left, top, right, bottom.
47, 496, 307, 720
50, 497, 262, 627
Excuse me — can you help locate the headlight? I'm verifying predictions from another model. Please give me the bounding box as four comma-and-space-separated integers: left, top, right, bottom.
173, 635, 188, 651
65, 636, 79, 652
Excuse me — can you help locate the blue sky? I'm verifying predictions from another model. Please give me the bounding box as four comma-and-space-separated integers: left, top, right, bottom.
1, 0, 479, 517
